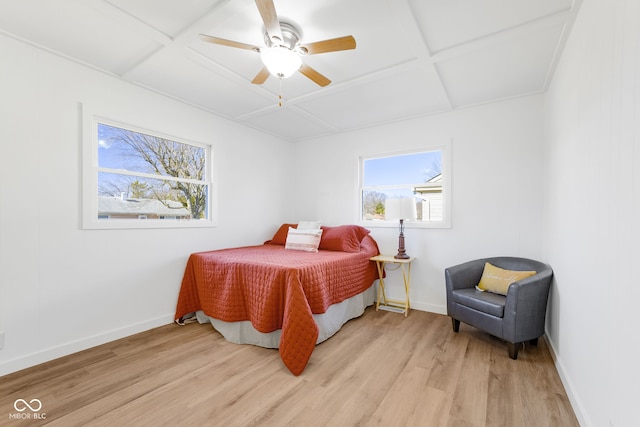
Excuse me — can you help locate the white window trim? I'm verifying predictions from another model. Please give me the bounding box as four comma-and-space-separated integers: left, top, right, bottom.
82, 104, 217, 230
356, 140, 452, 229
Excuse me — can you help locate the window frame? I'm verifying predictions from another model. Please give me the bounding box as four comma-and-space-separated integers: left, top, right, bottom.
357, 142, 452, 229
82, 106, 217, 230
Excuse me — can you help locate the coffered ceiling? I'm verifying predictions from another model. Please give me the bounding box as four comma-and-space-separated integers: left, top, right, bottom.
0, 0, 582, 141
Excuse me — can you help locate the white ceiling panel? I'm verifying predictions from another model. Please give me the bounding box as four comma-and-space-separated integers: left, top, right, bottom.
0, 0, 161, 75
297, 65, 451, 130
105, 0, 226, 37
241, 107, 333, 141
411, 0, 573, 53
0, 0, 582, 141
436, 21, 565, 107
129, 49, 273, 117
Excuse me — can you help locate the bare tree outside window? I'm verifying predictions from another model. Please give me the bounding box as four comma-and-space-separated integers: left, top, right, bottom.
97, 123, 210, 221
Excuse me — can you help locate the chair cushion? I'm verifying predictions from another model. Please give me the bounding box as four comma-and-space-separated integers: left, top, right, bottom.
476, 262, 536, 295
451, 288, 506, 318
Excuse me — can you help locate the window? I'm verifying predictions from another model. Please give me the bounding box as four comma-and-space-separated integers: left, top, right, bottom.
83, 110, 215, 229
359, 144, 451, 228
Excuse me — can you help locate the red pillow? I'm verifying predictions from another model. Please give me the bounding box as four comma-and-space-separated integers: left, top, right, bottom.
265, 223, 297, 245
319, 225, 371, 253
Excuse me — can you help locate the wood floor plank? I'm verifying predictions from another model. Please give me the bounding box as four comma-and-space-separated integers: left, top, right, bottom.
0, 308, 579, 426
449, 337, 491, 425
369, 365, 451, 426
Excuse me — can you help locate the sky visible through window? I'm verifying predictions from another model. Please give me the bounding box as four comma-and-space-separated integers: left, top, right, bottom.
98, 123, 120, 168
98, 123, 152, 171
361, 149, 444, 221
364, 151, 441, 187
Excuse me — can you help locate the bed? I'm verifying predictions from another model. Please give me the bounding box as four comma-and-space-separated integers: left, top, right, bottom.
174, 224, 380, 375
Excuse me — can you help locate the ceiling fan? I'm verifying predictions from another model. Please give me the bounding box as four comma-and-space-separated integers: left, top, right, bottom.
199, 0, 356, 87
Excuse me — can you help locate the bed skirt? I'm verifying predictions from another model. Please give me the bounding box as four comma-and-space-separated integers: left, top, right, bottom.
195, 284, 375, 349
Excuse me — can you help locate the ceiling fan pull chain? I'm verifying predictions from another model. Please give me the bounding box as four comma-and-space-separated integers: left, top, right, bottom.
278, 78, 283, 107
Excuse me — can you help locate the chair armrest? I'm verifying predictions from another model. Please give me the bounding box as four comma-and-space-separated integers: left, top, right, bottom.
445, 259, 486, 292
445, 260, 486, 316
503, 269, 553, 342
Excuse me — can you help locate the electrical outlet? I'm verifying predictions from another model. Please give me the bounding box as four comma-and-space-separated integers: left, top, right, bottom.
0, 331, 4, 350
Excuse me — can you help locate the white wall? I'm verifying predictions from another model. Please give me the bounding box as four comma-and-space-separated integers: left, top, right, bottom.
0, 35, 294, 375
543, 1, 640, 426
292, 95, 546, 314
5, 5, 634, 425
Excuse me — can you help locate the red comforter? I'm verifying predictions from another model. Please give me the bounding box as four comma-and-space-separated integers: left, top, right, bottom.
175, 235, 380, 375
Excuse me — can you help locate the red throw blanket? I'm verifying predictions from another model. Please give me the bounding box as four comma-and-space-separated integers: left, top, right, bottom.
175, 235, 380, 375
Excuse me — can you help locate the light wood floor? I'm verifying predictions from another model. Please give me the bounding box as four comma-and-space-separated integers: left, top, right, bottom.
0, 308, 578, 426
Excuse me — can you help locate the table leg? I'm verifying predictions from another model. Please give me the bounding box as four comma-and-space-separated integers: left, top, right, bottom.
375, 261, 387, 311
401, 262, 411, 317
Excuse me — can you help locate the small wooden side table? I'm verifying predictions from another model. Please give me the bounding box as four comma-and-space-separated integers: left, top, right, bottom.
370, 255, 415, 317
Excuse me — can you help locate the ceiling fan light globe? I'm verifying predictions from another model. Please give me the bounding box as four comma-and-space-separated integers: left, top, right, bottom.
260, 47, 302, 79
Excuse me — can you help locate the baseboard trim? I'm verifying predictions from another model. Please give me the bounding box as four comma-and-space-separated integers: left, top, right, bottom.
410, 301, 447, 315
0, 314, 174, 377
544, 331, 591, 427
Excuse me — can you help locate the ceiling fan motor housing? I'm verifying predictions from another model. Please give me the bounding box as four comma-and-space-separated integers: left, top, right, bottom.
264, 22, 302, 51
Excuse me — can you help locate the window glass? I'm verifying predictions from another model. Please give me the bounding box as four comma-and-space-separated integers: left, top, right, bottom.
363, 151, 441, 187
360, 146, 450, 227
83, 113, 214, 229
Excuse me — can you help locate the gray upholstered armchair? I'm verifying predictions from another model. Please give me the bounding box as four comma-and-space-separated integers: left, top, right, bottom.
445, 257, 553, 359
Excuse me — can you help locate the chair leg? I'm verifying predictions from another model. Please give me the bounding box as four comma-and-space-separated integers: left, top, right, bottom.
507, 342, 520, 360
529, 337, 539, 346
452, 318, 460, 333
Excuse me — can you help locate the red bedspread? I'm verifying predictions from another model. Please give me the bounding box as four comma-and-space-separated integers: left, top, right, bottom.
175, 235, 380, 375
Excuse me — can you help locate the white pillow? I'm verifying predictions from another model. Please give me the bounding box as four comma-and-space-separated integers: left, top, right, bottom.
285, 227, 322, 252
297, 220, 322, 230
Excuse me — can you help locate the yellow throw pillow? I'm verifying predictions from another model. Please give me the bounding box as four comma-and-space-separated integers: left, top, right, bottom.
476, 262, 536, 295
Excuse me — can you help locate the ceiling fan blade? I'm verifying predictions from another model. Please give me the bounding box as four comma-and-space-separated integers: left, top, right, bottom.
299, 64, 331, 87
255, 0, 283, 45
251, 67, 271, 84
199, 34, 260, 52
300, 35, 356, 55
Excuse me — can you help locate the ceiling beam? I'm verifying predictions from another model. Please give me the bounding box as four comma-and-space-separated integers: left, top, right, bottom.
387, 0, 453, 110
542, 0, 584, 90
117, 0, 238, 81
86, 0, 172, 45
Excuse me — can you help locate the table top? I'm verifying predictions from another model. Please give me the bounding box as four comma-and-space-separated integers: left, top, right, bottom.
370, 254, 415, 263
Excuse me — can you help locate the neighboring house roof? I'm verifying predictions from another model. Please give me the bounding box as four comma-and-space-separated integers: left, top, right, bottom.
413, 173, 442, 194
98, 196, 191, 217
427, 174, 442, 183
